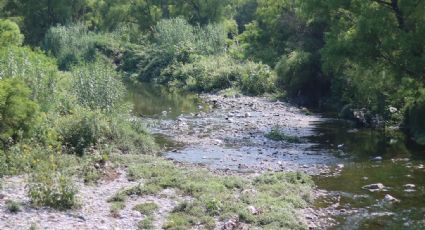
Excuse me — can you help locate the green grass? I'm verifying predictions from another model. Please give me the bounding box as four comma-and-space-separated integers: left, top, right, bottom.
133, 202, 159, 215
265, 128, 302, 143
110, 201, 126, 217
138, 216, 155, 229
112, 154, 313, 230
6, 200, 21, 213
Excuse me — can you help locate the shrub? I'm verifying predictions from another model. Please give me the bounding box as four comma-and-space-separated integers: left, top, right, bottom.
275, 50, 328, 105
0, 78, 40, 145
133, 202, 159, 215
404, 89, 425, 145
71, 61, 125, 112
154, 18, 226, 56
164, 55, 275, 95
6, 200, 21, 213
56, 109, 156, 155
0, 46, 59, 112
44, 24, 97, 70
0, 19, 23, 47
28, 158, 78, 210
240, 61, 276, 95
265, 127, 302, 143
56, 109, 111, 155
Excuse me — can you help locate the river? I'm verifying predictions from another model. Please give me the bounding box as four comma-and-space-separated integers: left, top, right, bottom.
128, 83, 425, 229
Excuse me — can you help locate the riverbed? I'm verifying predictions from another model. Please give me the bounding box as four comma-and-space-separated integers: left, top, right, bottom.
128, 83, 425, 229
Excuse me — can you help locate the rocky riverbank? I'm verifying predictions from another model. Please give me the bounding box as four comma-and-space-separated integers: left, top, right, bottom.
147, 94, 340, 174
0, 94, 338, 230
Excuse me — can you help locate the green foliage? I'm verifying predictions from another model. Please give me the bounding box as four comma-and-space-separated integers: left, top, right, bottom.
3, 0, 90, 44
43, 24, 131, 70
0, 19, 23, 47
133, 202, 159, 215
6, 200, 21, 213
0, 46, 59, 112
138, 216, 154, 230
56, 108, 156, 155
43, 24, 96, 70
28, 158, 78, 210
164, 54, 275, 95
404, 89, 425, 145
275, 50, 328, 105
71, 61, 124, 112
265, 127, 302, 143
154, 18, 227, 56
114, 154, 313, 229
0, 78, 39, 145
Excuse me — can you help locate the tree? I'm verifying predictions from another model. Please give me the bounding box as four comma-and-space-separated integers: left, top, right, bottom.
0, 19, 23, 47
4, 0, 90, 44
0, 78, 39, 145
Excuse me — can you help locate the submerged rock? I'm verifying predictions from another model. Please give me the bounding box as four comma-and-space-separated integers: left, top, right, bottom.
384, 194, 400, 203
362, 183, 385, 192
371, 156, 383, 161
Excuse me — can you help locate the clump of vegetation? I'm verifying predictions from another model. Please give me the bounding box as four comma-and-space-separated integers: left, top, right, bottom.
0, 78, 40, 145
138, 216, 154, 230
265, 127, 302, 143
28, 160, 78, 210
0, 19, 23, 47
110, 201, 126, 217
133, 202, 159, 215
6, 200, 22, 213
112, 154, 313, 229
404, 90, 425, 145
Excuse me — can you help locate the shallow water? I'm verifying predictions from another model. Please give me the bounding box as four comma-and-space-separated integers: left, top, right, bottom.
126, 82, 207, 119
128, 86, 425, 229
309, 120, 425, 229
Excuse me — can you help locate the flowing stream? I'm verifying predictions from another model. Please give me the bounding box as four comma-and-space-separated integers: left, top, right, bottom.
128, 83, 425, 229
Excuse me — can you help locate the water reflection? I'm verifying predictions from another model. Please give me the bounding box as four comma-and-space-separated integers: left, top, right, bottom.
126, 82, 207, 119
310, 120, 425, 229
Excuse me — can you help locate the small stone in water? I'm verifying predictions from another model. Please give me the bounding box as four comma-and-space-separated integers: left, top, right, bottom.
384, 194, 399, 203
372, 156, 383, 161
362, 183, 385, 192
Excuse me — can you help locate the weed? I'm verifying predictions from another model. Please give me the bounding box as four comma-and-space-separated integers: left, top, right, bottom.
265, 127, 302, 143
110, 202, 125, 217
6, 200, 21, 213
133, 202, 159, 215
138, 216, 155, 229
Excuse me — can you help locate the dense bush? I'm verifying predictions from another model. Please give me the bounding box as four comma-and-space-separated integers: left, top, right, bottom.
43, 24, 96, 70
154, 18, 227, 56
0, 19, 23, 47
0, 79, 39, 145
404, 90, 425, 145
56, 109, 156, 156
71, 61, 125, 112
275, 50, 328, 106
43, 24, 131, 70
0, 46, 59, 112
164, 54, 275, 95
28, 158, 78, 210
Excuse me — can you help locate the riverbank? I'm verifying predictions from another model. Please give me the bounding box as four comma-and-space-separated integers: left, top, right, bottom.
0, 94, 324, 229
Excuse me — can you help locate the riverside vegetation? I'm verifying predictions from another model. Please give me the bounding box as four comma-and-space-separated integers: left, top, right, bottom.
0, 0, 424, 229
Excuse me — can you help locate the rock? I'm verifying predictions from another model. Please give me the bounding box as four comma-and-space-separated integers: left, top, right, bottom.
372, 156, 383, 161
389, 106, 398, 113
244, 112, 251, 118
384, 194, 399, 203
362, 183, 385, 192
404, 184, 416, 189
247, 205, 260, 215
222, 218, 241, 230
